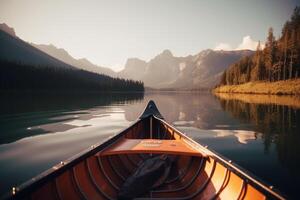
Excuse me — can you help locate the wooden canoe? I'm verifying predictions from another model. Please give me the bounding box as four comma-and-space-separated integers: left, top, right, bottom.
4, 100, 285, 200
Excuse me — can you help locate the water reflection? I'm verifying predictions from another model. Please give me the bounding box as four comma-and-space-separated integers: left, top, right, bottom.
0, 109, 131, 196
0, 92, 144, 144
215, 93, 300, 198
0, 92, 145, 116
215, 93, 300, 154
124, 92, 250, 130
212, 129, 261, 144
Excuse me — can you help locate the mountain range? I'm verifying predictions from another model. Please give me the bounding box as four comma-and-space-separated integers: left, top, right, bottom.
0, 23, 143, 92
119, 49, 253, 89
0, 23, 253, 89
0, 23, 73, 69
31, 43, 116, 77
34, 44, 253, 89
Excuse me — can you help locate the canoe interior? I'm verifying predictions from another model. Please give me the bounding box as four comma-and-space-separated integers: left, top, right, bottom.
8, 115, 284, 200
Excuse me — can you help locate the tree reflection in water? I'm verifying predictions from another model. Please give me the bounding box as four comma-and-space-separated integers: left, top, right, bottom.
215, 93, 300, 186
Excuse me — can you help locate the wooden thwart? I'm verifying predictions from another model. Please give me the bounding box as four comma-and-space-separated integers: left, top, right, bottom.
98, 139, 204, 157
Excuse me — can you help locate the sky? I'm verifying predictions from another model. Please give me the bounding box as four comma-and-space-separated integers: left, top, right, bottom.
0, 0, 299, 71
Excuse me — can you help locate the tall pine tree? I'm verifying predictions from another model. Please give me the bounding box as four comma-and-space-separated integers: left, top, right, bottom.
265, 27, 276, 81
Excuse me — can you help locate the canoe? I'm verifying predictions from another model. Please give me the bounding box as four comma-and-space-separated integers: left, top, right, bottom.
4, 100, 285, 200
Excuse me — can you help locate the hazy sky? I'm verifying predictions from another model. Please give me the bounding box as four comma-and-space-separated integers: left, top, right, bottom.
0, 0, 299, 71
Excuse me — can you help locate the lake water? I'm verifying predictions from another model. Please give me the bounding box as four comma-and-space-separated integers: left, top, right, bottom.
0, 92, 299, 199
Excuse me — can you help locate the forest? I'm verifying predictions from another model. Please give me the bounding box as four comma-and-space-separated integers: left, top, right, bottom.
219, 7, 300, 86
0, 60, 144, 92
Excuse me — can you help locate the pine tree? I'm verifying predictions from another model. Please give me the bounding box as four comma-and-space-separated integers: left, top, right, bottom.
218, 6, 300, 87
288, 29, 296, 78
256, 41, 264, 80
290, 7, 300, 78
246, 62, 251, 82
283, 31, 288, 80
265, 27, 276, 81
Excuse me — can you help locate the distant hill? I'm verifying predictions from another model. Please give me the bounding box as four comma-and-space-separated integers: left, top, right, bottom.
0, 28, 73, 69
0, 27, 143, 92
32, 43, 116, 77
118, 49, 253, 89
0, 23, 116, 76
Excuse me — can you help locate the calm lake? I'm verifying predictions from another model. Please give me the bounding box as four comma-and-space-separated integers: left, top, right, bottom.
0, 92, 299, 199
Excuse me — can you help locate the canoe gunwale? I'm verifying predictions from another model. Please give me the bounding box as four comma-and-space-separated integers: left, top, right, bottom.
153, 115, 286, 200
2, 118, 142, 200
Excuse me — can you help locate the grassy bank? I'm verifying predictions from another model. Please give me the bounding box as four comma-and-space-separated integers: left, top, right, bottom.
214, 79, 300, 95
215, 93, 300, 109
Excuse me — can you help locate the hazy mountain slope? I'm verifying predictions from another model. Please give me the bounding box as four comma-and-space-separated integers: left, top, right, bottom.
172, 50, 254, 89
0, 29, 73, 69
32, 43, 116, 77
118, 49, 253, 89
0, 23, 116, 76
118, 50, 183, 88
143, 50, 182, 88
118, 58, 147, 81
0, 27, 143, 92
0, 23, 17, 37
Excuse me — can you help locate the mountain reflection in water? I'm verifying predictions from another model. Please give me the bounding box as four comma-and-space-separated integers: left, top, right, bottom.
0, 92, 299, 198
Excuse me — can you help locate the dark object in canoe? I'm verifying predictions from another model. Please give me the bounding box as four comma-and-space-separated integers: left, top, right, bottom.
3, 100, 286, 200
118, 155, 174, 200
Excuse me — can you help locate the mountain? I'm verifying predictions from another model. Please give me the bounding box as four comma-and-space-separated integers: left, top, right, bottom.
172, 50, 254, 89
32, 43, 116, 77
118, 49, 253, 89
0, 26, 143, 92
0, 23, 17, 37
143, 50, 183, 88
0, 28, 73, 68
1, 23, 253, 89
0, 23, 116, 76
118, 58, 147, 81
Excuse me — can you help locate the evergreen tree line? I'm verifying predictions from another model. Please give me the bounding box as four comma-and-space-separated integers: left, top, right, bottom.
0, 60, 144, 92
219, 7, 300, 86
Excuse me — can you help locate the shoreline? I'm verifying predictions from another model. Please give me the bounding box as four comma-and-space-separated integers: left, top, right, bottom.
213, 79, 300, 95
214, 93, 300, 109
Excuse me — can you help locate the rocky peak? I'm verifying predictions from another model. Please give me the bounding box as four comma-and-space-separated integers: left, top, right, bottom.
160, 49, 173, 57
125, 58, 147, 69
